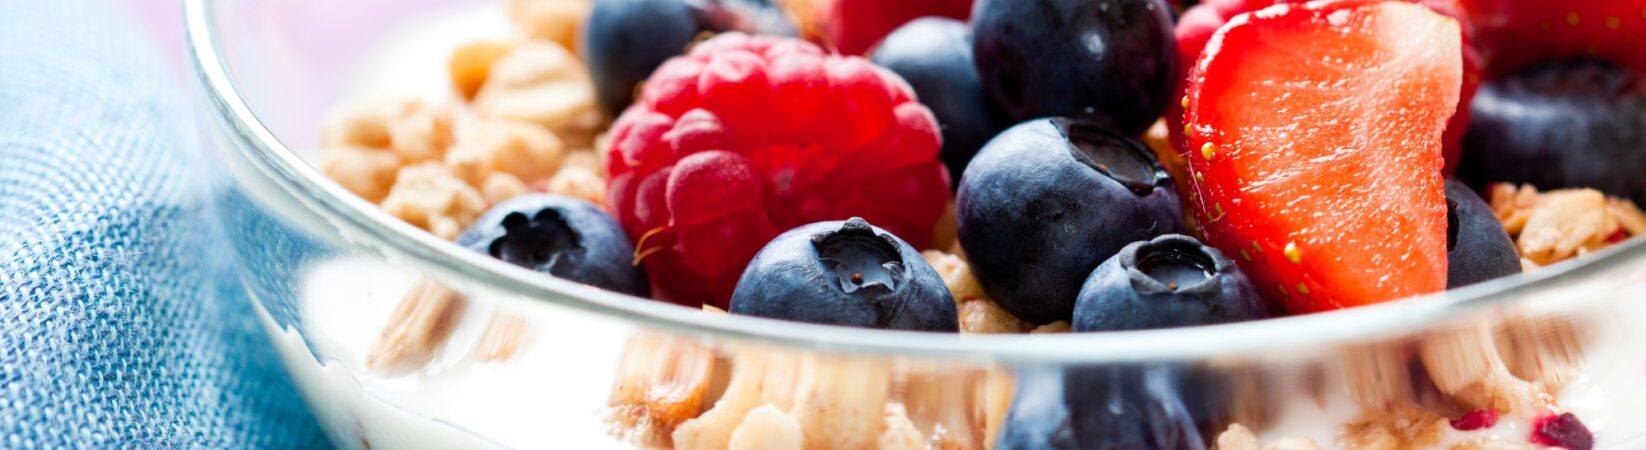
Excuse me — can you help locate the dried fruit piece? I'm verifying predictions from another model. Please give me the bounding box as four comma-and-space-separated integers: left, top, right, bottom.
1530, 412, 1594, 450
1449, 409, 1500, 431
607, 333, 716, 448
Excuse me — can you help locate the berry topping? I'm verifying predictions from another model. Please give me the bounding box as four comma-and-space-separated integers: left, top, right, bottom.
728, 218, 958, 331
1448, 409, 1500, 431
1181, 1, 1460, 312
1169, 0, 1482, 173
1073, 235, 1269, 332
821, 0, 974, 56
1462, 0, 1646, 78
997, 366, 1207, 450
958, 118, 1183, 324
972, 0, 1179, 135
1531, 412, 1594, 450
1459, 59, 1646, 207
606, 33, 951, 308
871, 18, 1006, 187
1445, 179, 1521, 288
458, 194, 650, 296
583, 0, 796, 114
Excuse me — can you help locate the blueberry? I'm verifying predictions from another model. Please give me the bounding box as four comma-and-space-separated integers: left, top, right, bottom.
584, 0, 796, 114
1072, 234, 1268, 332
957, 118, 1184, 324
728, 218, 958, 332
458, 194, 649, 296
871, 18, 1005, 187
997, 365, 1208, 450
971, 0, 1177, 136
1444, 179, 1521, 288
1459, 59, 1646, 206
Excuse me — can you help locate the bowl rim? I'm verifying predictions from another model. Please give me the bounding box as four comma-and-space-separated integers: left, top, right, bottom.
182, 0, 1646, 364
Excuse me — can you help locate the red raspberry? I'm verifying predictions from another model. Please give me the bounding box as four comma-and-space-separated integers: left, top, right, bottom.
605, 33, 951, 308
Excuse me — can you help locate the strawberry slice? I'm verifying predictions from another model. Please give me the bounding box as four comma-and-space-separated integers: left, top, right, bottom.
1182, 0, 1460, 313
1169, 0, 1481, 174
1461, 0, 1646, 77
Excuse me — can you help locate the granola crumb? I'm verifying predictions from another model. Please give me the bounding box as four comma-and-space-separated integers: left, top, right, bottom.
470, 312, 533, 362
1214, 424, 1259, 450
316, 146, 403, 203
727, 405, 803, 450
508, 0, 591, 53
877, 403, 925, 450
322, 98, 453, 165
380, 162, 488, 241
958, 299, 1034, 334
606, 333, 716, 448
1031, 321, 1072, 334
542, 165, 606, 205
449, 41, 515, 100
366, 279, 467, 375
1488, 183, 1640, 267
1341, 404, 1448, 450
446, 118, 566, 187
920, 250, 987, 302
480, 172, 529, 204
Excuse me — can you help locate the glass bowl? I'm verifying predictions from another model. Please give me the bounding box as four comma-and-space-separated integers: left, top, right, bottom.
185, 0, 1646, 448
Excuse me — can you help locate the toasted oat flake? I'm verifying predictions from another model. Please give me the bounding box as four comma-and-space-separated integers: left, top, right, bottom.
1487, 183, 1642, 267
470, 312, 533, 362
508, 0, 591, 53
958, 299, 1034, 334
1031, 321, 1072, 334
474, 42, 605, 149
877, 403, 925, 450
543, 165, 607, 205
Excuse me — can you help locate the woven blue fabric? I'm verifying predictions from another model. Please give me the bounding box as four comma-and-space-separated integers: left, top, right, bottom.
0, 1, 332, 448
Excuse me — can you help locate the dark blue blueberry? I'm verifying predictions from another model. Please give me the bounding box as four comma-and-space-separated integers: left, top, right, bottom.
1445, 179, 1521, 288
458, 194, 649, 296
728, 218, 958, 332
997, 365, 1209, 450
584, 0, 796, 114
1073, 234, 1268, 332
971, 0, 1178, 136
1460, 59, 1646, 206
957, 118, 1183, 324
870, 17, 1005, 188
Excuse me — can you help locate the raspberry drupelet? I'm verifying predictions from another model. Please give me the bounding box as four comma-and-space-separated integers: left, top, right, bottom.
604, 33, 951, 308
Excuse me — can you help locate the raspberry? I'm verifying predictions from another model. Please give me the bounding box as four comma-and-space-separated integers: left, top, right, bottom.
605, 33, 951, 308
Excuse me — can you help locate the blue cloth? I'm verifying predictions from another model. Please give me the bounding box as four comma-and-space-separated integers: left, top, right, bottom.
0, 1, 332, 448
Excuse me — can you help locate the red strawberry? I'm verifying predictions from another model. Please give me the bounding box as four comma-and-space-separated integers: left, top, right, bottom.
605, 33, 951, 308
817, 0, 974, 55
1169, 0, 1481, 174
1181, 0, 1460, 312
1461, 0, 1646, 77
